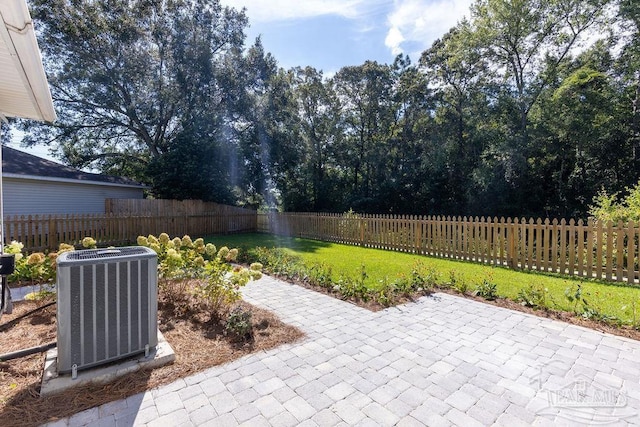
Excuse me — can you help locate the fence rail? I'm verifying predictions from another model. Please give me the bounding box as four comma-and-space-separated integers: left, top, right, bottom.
259, 212, 640, 284
3, 211, 257, 252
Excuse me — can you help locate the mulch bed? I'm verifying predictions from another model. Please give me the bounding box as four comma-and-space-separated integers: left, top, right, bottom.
0, 286, 304, 427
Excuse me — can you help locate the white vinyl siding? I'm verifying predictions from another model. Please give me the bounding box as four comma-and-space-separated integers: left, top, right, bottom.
2, 177, 144, 215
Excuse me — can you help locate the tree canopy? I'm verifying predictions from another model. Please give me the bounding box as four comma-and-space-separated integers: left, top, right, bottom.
18, 0, 640, 218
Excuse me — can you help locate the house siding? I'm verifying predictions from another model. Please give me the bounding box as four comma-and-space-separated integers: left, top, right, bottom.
2, 177, 144, 215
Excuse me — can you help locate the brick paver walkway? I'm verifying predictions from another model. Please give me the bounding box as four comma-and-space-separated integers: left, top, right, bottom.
45, 275, 640, 426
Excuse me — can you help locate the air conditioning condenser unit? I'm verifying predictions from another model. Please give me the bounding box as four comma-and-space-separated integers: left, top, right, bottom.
56, 246, 158, 374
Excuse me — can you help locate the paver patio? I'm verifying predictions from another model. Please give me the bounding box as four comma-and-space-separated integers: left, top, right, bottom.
44, 275, 640, 426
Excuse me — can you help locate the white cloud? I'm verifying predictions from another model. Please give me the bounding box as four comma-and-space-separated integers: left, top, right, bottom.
385, 0, 473, 56
385, 27, 405, 56
219, 0, 369, 22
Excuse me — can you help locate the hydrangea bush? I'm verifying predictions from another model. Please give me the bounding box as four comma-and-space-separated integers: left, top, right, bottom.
4, 234, 262, 319
4, 240, 79, 286
136, 233, 262, 318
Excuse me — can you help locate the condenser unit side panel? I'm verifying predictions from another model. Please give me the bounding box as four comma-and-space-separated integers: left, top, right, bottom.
140, 259, 149, 348
56, 247, 158, 374
130, 260, 140, 351
117, 260, 127, 356
56, 265, 72, 372
149, 258, 158, 347
82, 264, 94, 366
107, 262, 118, 359
95, 263, 106, 362
69, 265, 82, 370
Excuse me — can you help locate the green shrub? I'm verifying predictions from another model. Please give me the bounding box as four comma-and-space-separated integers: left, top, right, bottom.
564, 283, 588, 314
306, 263, 333, 289
333, 265, 370, 302
4, 240, 75, 286
518, 284, 549, 309
225, 306, 253, 341
394, 262, 434, 293
590, 181, 640, 223
475, 275, 498, 301
245, 247, 436, 306
4, 234, 262, 320
449, 270, 469, 294
244, 247, 303, 278
137, 234, 262, 319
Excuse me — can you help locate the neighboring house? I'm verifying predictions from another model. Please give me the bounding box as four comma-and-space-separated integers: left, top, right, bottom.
1, 1, 144, 216
2, 146, 146, 215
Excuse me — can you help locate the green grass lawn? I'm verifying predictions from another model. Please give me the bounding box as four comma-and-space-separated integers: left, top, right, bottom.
210, 233, 640, 325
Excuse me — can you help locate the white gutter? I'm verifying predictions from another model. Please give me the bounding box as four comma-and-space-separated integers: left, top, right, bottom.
2, 173, 149, 189
0, 0, 56, 122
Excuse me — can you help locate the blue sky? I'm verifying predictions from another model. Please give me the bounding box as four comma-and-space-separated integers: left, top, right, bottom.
220, 0, 474, 74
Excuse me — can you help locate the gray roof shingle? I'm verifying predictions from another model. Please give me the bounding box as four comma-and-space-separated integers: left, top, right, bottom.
1, 146, 144, 187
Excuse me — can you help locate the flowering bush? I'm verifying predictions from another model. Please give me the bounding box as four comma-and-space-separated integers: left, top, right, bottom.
4, 234, 262, 318
4, 241, 72, 286
137, 233, 262, 318
81, 237, 97, 249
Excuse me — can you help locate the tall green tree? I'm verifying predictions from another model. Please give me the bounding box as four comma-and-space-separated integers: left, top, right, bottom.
290, 67, 342, 211
420, 25, 489, 213
470, 0, 608, 135
332, 61, 396, 211
617, 0, 640, 175
24, 0, 247, 201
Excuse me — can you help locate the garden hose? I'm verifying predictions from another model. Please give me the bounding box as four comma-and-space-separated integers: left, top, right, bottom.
0, 300, 56, 332
0, 342, 56, 362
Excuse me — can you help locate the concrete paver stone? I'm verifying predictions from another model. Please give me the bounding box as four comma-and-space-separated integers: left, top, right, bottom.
42, 275, 640, 426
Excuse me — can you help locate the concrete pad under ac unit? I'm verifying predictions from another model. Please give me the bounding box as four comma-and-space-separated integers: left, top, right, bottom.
40, 330, 175, 397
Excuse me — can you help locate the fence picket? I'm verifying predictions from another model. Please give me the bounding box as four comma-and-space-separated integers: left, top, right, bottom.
586, 218, 594, 279
606, 221, 614, 281
628, 221, 635, 283
542, 218, 551, 271
577, 219, 584, 277
8, 208, 640, 284
617, 220, 625, 282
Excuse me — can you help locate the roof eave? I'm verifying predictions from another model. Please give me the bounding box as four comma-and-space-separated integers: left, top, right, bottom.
0, 0, 56, 123
3, 172, 149, 189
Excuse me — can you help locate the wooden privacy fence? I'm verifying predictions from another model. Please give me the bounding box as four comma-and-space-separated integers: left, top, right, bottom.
105, 198, 248, 217
3, 211, 257, 252
259, 212, 640, 284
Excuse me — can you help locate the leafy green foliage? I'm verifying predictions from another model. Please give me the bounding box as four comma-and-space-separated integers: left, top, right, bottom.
4, 233, 262, 320
517, 284, 549, 309
392, 263, 440, 294
449, 270, 469, 294
241, 247, 435, 306
590, 181, 640, 222
137, 233, 261, 319
220, 233, 640, 325
225, 307, 253, 341
4, 240, 74, 286
26, 0, 248, 202
475, 274, 499, 300
12, 0, 635, 217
